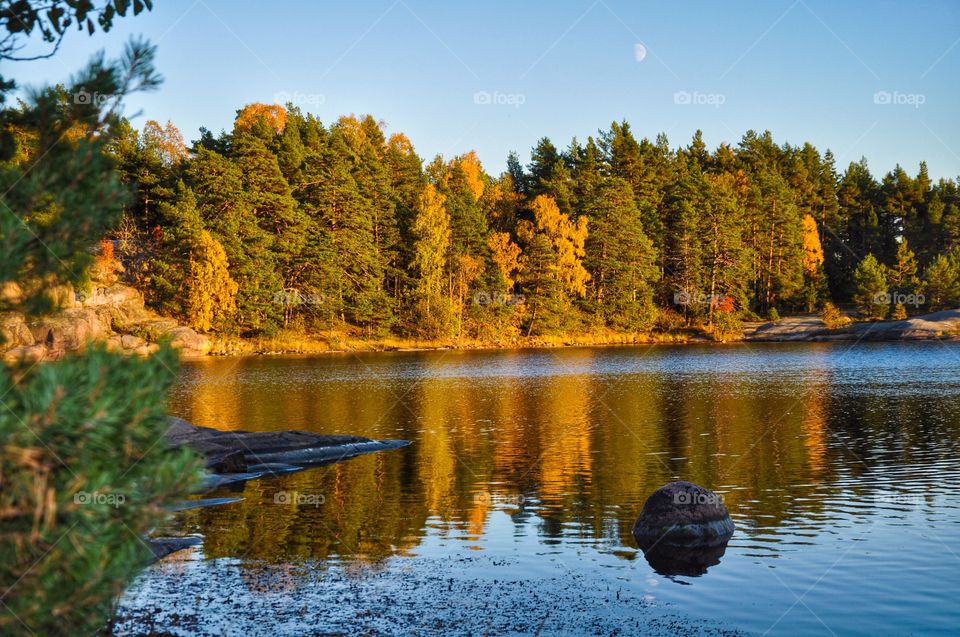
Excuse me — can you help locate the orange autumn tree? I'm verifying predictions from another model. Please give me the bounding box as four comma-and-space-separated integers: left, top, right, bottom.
801, 214, 825, 275
455, 150, 485, 201
800, 214, 826, 310
186, 230, 239, 332
142, 119, 189, 165
517, 195, 590, 334
234, 103, 287, 134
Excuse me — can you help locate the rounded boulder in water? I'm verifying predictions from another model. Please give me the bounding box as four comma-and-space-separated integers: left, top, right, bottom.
632, 481, 734, 548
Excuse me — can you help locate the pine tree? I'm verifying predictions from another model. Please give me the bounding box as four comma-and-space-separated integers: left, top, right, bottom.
887, 239, 920, 300
853, 254, 889, 318
582, 178, 659, 329
1, 32, 204, 636
662, 165, 705, 320
311, 132, 388, 330
187, 146, 282, 334
922, 250, 960, 311
703, 170, 751, 320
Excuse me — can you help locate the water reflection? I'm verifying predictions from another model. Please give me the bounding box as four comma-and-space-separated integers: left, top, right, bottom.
639, 541, 730, 578
170, 344, 960, 568
150, 344, 960, 635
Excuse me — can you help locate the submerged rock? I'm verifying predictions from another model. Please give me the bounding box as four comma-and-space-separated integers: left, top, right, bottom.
632, 481, 734, 548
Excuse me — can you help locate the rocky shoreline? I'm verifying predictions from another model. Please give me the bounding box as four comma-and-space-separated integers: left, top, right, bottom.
744, 309, 960, 342
4, 282, 959, 363
1, 282, 210, 362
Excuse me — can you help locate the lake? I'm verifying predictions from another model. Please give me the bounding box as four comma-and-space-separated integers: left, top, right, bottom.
116, 342, 960, 636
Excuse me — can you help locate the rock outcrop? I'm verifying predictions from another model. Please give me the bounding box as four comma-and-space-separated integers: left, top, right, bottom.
2, 282, 210, 362
745, 309, 960, 342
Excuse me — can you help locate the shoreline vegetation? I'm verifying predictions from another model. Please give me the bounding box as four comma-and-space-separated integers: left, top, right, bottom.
4, 280, 958, 362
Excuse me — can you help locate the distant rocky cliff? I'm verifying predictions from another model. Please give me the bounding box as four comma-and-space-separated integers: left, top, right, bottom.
1, 282, 210, 362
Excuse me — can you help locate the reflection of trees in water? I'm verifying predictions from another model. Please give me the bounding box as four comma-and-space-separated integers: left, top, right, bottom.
534, 374, 593, 537
174, 352, 960, 565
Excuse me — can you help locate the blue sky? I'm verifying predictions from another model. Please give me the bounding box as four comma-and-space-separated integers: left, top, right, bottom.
14, 0, 960, 179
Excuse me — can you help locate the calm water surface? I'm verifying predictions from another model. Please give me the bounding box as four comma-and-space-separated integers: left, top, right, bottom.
124, 342, 960, 635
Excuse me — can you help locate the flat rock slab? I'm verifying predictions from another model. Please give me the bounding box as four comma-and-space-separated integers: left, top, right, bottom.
745, 309, 960, 342
166, 416, 411, 473
166, 497, 245, 512
145, 536, 203, 561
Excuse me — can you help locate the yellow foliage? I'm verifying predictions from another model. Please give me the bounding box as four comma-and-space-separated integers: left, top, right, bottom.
412, 184, 451, 315
801, 214, 824, 275
234, 103, 287, 134
387, 132, 415, 155
454, 150, 485, 201
142, 119, 189, 165
480, 180, 521, 231
453, 254, 484, 311
487, 232, 522, 291
186, 231, 239, 332
530, 195, 590, 297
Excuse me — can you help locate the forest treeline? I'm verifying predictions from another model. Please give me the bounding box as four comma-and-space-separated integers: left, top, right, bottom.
16, 99, 960, 339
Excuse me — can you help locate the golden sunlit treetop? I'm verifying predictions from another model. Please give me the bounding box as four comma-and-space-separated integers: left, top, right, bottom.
234, 103, 287, 134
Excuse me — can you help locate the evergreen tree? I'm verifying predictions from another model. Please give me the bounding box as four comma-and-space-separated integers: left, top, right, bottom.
887, 239, 920, 301
582, 178, 659, 329
922, 250, 960, 310
703, 170, 751, 319
662, 164, 706, 319
853, 253, 889, 318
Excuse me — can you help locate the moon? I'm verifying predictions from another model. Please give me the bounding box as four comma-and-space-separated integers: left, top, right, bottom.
635, 43, 647, 62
